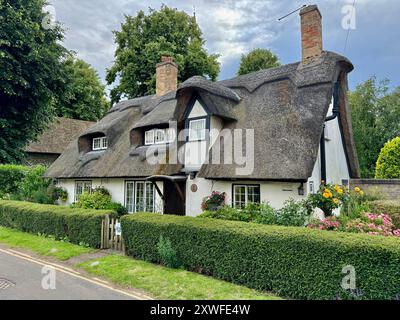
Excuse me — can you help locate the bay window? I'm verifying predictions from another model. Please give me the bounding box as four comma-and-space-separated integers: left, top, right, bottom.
125, 181, 155, 213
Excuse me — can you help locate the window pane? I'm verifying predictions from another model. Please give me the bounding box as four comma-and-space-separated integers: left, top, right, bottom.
102, 137, 108, 149
93, 138, 101, 150
234, 186, 246, 209
145, 182, 155, 212
145, 131, 154, 145
155, 130, 165, 144
247, 186, 260, 204
189, 119, 206, 141
135, 182, 145, 212
75, 181, 92, 201
125, 182, 134, 213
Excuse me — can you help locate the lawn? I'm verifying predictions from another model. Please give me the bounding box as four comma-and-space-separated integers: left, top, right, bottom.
0, 226, 94, 260
79, 255, 281, 300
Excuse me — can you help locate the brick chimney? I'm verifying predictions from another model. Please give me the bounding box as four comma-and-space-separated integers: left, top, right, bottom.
156, 56, 178, 96
300, 5, 323, 64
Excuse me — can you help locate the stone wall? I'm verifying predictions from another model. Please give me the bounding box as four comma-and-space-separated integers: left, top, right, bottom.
350, 179, 400, 200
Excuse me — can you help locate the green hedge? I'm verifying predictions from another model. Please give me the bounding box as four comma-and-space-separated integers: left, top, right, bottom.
0, 200, 114, 248
122, 213, 400, 300
369, 200, 400, 228
0, 165, 29, 197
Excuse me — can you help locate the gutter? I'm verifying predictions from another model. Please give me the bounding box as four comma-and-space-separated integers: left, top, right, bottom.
321, 82, 340, 183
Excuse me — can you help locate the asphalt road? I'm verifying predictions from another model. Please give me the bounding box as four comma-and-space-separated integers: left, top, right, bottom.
0, 249, 137, 300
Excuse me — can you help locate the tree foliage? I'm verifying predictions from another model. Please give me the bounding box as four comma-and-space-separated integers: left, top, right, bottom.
0, 0, 67, 163
237, 48, 281, 76
349, 77, 400, 177
54, 56, 109, 121
375, 137, 400, 179
106, 5, 220, 103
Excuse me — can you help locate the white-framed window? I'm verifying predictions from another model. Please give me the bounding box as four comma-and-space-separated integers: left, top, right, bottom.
93, 137, 108, 151
125, 181, 155, 213
145, 130, 155, 145
233, 185, 261, 209
75, 181, 92, 202
189, 118, 206, 141
155, 130, 166, 144
144, 128, 175, 145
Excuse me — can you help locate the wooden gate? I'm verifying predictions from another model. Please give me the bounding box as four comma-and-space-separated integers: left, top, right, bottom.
101, 215, 124, 252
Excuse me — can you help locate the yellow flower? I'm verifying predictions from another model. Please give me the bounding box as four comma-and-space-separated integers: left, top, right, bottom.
337, 188, 343, 194
323, 193, 330, 199
333, 198, 339, 204
360, 190, 365, 196
354, 187, 361, 193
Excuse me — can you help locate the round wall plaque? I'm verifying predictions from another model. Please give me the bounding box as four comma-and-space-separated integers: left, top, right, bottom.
190, 184, 198, 193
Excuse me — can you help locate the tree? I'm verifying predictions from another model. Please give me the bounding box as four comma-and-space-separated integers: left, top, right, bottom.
237, 49, 281, 76
106, 5, 220, 103
54, 56, 109, 121
376, 137, 400, 179
0, 0, 67, 163
349, 77, 400, 178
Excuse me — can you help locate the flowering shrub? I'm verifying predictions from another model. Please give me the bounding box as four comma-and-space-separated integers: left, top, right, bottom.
201, 191, 226, 211
309, 212, 400, 237
308, 216, 340, 231
309, 183, 349, 216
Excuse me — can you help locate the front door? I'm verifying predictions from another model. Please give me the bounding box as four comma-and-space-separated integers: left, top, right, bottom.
163, 180, 186, 216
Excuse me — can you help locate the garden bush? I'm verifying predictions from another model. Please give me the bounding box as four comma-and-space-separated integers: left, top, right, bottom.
0, 165, 29, 198
0, 164, 62, 204
199, 200, 311, 227
375, 136, 400, 178
369, 200, 400, 228
122, 213, 400, 300
71, 187, 128, 218
0, 200, 115, 248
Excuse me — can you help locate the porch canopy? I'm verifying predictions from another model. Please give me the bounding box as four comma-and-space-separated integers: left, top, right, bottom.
145, 175, 187, 201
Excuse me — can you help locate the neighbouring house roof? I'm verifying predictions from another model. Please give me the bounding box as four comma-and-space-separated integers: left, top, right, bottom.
25, 117, 95, 155
45, 51, 360, 180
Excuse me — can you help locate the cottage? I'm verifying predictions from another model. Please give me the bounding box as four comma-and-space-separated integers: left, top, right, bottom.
45, 5, 360, 216
25, 117, 95, 166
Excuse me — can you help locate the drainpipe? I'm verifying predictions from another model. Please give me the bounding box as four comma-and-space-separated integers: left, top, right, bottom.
320, 82, 340, 184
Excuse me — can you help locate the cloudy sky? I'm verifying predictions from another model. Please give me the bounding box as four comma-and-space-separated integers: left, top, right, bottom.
50, 0, 400, 91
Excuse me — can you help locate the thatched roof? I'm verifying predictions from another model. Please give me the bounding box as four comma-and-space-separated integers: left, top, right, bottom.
45, 51, 360, 180
25, 117, 94, 154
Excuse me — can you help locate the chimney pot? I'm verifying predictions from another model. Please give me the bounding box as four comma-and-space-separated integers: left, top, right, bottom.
156, 56, 178, 96
300, 5, 323, 64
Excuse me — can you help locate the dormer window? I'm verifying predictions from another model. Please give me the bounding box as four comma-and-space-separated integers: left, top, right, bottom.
93, 137, 108, 151
189, 118, 206, 141
144, 128, 175, 146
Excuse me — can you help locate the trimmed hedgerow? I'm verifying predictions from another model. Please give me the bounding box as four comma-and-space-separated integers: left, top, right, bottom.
369, 200, 400, 228
0, 200, 114, 248
121, 213, 400, 300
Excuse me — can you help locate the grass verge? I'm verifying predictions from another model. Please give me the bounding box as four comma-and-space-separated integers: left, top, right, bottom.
0, 227, 94, 260
79, 255, 281, 300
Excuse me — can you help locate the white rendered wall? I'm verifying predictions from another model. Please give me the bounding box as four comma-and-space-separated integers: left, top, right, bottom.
185, 176, 305, 217
57, 178, 164, 213
307, 99, 350, 194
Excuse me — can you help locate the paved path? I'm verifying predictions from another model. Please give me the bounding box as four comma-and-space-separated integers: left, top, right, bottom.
0, 248, 142, 300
